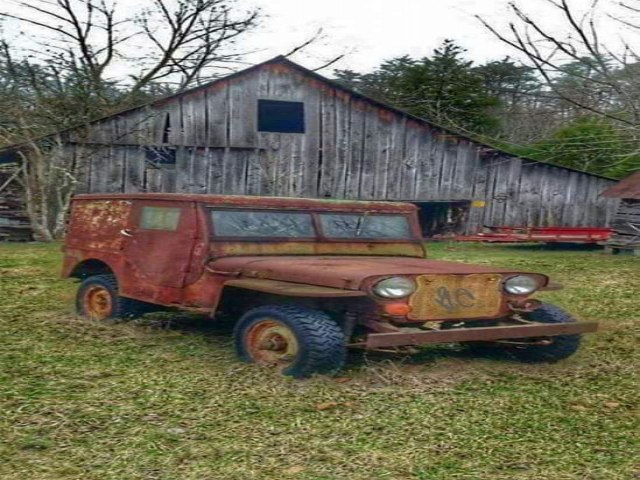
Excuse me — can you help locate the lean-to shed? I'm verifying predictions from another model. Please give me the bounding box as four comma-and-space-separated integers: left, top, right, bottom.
602, 171, 640, 254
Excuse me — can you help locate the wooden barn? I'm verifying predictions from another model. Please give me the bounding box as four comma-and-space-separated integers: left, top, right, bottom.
0, 56, 619, 236
602, 171, 640, 254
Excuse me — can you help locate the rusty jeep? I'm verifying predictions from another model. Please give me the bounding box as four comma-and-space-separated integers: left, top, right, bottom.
62, 193, 597, 377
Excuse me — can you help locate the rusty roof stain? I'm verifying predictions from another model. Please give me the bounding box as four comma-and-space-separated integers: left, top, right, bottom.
602, 171, 640, 199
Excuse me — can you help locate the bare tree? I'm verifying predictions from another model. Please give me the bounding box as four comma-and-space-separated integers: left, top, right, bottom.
1, 0, 259, 103
478, 0, 640, 127
18, 137, 77, 241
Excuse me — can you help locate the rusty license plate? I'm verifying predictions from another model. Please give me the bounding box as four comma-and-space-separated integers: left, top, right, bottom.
408, 274, 503, 320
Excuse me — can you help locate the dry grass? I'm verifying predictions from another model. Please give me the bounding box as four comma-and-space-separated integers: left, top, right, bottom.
0, 242, 638, 479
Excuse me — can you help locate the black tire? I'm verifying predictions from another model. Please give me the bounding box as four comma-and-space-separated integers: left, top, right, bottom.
234, 305, 347, 378
468, 303, 582, 363
76, 274, 151, 320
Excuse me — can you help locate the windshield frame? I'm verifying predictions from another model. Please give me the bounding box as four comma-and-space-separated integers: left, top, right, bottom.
207, 207, 422, 243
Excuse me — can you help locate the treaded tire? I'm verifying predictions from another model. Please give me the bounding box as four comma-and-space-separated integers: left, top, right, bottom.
234, 305, 347, 378
469, 303, 582, 363
76, 274, 151, 320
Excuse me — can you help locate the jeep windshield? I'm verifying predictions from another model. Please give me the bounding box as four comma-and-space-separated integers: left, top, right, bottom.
318, 213, 412, 239
209, 210, 414, 240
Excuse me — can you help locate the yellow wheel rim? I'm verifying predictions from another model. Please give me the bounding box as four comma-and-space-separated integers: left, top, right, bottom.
245, 319, 299, 367
84, 285, 113, 320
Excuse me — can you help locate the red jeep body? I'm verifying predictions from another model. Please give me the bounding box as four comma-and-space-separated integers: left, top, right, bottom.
63, 193, 596, 377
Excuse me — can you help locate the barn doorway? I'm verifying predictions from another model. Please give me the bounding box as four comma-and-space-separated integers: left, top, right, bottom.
412, 201, 471, 238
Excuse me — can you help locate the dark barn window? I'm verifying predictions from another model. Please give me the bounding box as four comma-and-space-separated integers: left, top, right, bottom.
258, 100, 305, 133
144, 147, 176, 167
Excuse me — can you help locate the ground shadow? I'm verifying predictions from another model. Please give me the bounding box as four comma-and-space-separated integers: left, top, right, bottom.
345, 344, 479, 371
135, 310, 484, 368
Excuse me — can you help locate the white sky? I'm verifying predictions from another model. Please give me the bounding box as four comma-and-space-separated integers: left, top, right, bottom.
1, 0, 632, 77
234, 0, 630, 73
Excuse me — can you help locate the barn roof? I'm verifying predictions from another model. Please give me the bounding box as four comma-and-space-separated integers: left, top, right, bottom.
0, 55, 615, 181
602, 171, 640, 199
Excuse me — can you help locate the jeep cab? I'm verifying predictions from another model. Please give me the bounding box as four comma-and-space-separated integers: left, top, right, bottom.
63, 193, 597, 377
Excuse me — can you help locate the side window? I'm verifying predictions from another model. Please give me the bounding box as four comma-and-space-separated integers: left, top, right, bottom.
140, 206, 181, 231
258, 100, 305, 133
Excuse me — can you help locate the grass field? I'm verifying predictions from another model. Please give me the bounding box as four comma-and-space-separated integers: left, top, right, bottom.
0, 242, 638, 480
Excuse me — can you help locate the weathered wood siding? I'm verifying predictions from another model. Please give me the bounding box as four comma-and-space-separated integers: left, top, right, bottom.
62, 60, 618, 232
608, 199, 640, 246
0, 167, 31, 241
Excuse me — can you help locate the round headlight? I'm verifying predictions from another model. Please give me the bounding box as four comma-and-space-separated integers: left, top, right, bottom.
504, 275, 539, 295
373, 277, 416, 299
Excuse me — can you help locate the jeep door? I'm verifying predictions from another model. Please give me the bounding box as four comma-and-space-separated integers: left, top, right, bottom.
121, 200, 198, 289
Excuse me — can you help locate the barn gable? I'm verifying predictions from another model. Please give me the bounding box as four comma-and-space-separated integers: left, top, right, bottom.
0, 56, 619, 234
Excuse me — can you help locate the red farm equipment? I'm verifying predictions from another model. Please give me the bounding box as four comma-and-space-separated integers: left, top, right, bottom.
456, 226, 613, 244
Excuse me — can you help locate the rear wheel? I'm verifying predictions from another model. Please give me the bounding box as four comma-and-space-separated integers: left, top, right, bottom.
76, 274, 150, 320
465, 303, 582, 363
234, 305, 346, 378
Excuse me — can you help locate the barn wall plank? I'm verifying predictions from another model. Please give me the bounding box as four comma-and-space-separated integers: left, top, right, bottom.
372, 112, 394, 199
467, 153, 489, 232
229, 75, 259, 148
332, 91, 352, 198
145, 167, 162, 192
415, 131, 441, 200
345, 99, 366, 199
176, 147, 192, 192
438, 138, 457, 200
124, 146, 145, 193
161, 166, 177, 193
399, 120, 420, 200
206, 83, 229, 147
89, 146, 111, 193
504, 157, 523, 226
562, 171, 579, 225
318, 89, 337, 198
359, 105, 378, 200
207, 148, 225, 194
385, 117, 406, 200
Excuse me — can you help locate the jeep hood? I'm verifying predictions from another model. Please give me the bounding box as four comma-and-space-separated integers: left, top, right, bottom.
207, 256, 538, 290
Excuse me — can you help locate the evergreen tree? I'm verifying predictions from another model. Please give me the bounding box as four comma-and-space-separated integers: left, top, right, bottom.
335, 40, 500, 135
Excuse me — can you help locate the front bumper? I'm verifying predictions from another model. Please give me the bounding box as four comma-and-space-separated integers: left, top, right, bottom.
364, 321, 598, 348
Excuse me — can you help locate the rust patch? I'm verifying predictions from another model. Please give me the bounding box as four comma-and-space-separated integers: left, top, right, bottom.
224, 278, 366, 297
67, 200, 132, 252
378, 109, 395, 122
335, 89, 351, 102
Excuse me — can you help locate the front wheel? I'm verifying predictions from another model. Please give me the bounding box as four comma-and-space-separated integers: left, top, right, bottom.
234, 305, 347, 378
467, 303, 583, 363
